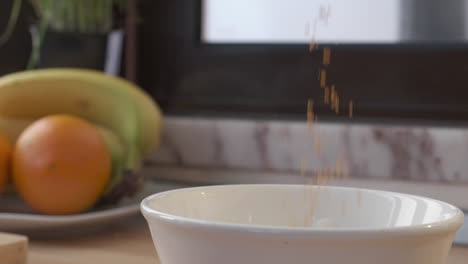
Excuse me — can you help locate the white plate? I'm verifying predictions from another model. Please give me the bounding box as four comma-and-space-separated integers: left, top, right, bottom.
0, 181, 187, 234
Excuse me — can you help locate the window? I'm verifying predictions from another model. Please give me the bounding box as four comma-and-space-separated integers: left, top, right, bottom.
139, 0, 468, 124
202, 0, 401, 44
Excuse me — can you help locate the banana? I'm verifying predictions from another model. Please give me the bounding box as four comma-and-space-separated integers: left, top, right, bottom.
0, 116, 33, 144
69, 68, 164, 156
96, 124, 142, 204
0, 69, 163, 170
96, 125, 126, 194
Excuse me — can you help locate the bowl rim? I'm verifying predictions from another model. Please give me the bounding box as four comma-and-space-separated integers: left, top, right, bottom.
140, 184, 464, 238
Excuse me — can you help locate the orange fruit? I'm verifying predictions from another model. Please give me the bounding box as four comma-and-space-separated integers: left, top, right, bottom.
0, 131, 12, 193
12, 115, 111, 215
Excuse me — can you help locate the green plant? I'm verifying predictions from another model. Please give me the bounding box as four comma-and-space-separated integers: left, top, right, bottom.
0, 0, 23, 46
0, 0, 129, 69
31, 0, 128, 33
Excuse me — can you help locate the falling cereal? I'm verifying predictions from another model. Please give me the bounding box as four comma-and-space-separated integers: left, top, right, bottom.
323, 48, 331, 65
320, 70, 327, 88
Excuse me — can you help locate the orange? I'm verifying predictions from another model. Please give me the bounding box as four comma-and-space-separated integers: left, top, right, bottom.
12, 115, 111, 215
0, 131, 12, 193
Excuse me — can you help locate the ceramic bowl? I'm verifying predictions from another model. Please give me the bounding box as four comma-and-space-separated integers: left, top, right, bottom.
141, 184, 464, 264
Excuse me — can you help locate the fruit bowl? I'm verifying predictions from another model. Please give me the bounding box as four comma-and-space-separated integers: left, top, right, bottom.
0, 180, 186, 235
141, 184, 464, 264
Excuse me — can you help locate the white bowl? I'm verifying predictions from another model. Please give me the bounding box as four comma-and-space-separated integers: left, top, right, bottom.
141, 184, 464, 264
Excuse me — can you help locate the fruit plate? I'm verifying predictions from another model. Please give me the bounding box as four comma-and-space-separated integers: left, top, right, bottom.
0, 180, 189, 235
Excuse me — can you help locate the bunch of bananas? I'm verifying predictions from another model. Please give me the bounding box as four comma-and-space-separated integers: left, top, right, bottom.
0, 68, 163, 209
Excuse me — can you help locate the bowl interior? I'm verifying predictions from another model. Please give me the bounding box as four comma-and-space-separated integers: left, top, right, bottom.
145, 185, 460, 229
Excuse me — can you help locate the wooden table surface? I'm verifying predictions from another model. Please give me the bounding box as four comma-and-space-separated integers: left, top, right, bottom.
29, 215, 468, 264
30, 216, 159, 264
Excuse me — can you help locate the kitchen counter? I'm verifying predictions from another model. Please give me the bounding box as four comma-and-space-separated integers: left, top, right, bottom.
29, 215, 468, 264
30, 216, 158, 264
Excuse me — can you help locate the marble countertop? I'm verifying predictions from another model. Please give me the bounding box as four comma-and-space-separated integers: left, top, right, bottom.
149, 116, 468, 184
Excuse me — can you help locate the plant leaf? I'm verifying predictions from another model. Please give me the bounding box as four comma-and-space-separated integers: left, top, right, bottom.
0, 0, 23, 46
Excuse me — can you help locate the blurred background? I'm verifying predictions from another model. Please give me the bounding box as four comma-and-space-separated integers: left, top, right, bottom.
2, 0, 468, 124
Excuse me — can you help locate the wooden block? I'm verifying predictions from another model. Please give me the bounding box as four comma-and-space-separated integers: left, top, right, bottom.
0, 233, 28, 264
